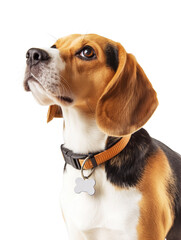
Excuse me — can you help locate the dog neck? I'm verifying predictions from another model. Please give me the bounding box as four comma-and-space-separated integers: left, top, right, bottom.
61, 107, 107, 154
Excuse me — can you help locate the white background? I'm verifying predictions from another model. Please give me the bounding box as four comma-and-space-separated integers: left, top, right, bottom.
0, 0, 181, 239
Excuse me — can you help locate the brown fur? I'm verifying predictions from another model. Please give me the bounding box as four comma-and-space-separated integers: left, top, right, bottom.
47, 104, 62, 122
137, 149, 175, 239
96, 51, 158, 136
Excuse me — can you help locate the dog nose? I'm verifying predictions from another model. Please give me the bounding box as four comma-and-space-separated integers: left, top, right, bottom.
26, 48, 50, 66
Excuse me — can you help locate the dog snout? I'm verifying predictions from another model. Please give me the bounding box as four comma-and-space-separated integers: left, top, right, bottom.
26, 48, 50, 67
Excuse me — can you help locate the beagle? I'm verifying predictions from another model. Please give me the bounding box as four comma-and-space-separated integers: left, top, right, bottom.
24, 34, 181, 240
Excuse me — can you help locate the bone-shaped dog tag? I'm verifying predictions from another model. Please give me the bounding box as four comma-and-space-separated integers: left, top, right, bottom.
74, 177, 96, 196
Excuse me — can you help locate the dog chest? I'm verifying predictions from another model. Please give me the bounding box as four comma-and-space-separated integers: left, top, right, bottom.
61, 165, 142, 239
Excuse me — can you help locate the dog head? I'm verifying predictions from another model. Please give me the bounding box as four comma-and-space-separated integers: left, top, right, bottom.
24, 34, 158, 136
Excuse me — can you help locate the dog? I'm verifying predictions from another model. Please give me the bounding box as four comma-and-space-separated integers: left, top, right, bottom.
24, 34, 181, 240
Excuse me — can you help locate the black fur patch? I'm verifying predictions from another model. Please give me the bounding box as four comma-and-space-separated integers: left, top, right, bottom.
105, 128, 158, 187
105, 44, 119, 72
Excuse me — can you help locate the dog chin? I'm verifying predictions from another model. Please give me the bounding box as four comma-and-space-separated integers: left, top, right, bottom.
28, 79, 74, 107
28, 79, 54, 105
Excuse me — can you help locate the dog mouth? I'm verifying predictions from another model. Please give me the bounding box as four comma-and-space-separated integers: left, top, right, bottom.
24, 76, 39, 91
57, 96, 73, 103
24, 76, 73, 104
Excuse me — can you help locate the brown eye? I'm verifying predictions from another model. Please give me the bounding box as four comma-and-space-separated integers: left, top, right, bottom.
82, 47, 94, 57
77, 46, 96, 60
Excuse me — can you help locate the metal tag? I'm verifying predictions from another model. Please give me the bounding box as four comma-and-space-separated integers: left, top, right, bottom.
74, 177, 96, 196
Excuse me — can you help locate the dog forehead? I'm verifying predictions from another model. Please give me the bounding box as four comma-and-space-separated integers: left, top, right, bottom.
55, 34, 117, 50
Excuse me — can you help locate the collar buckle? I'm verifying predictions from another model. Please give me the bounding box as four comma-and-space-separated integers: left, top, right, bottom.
61, 144, 82, 170
72, 158, 81, 170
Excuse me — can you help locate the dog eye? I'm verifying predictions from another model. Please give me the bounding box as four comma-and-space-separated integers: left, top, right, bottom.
77, 46, 96, 60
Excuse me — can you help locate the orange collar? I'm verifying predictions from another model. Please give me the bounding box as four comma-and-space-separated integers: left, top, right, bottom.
61, 135, 131, 170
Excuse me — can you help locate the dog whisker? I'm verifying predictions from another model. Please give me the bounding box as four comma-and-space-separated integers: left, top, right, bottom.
30, 72, 40, 83
47, 33, 58, 41
59, 75, 73, 95
61, 78, 72, 94
86, 101, 94, 115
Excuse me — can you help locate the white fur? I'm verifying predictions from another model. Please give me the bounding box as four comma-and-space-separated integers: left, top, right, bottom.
44, 48, 65, 71
28, 79, 54, 105
62, 107, 107, 154
60, 106, 142, 240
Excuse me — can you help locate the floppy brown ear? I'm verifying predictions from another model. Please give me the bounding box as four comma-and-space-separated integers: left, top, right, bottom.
96, 44, 158, 136
47, 105, 63, 123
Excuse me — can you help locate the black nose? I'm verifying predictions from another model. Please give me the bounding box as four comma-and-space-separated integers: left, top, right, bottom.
26, 48, 50, 66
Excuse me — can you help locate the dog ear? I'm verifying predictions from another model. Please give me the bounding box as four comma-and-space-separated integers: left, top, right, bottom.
96, 44, 158, 136
47, 105, 63, 122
